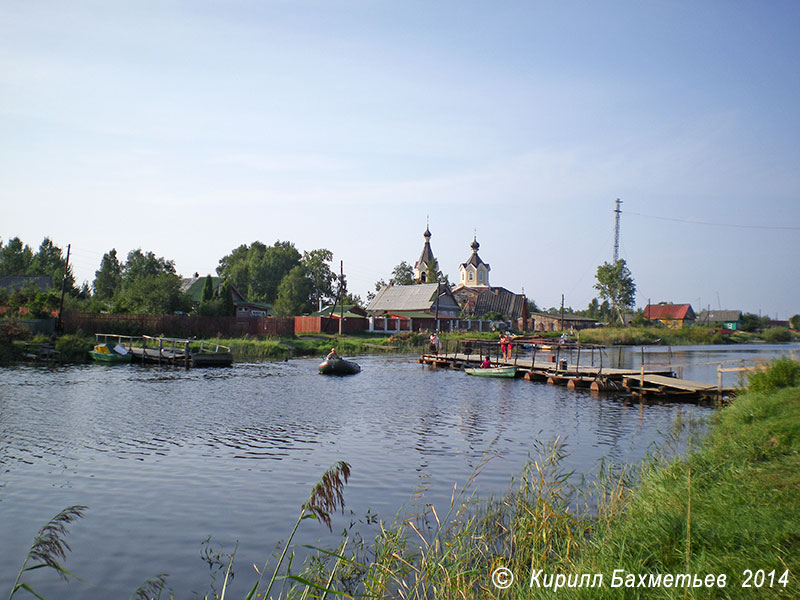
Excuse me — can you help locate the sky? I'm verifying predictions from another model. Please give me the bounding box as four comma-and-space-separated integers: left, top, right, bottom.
2, 0, 799, 318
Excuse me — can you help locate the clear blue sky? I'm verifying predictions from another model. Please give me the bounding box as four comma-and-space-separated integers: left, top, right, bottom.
3, 1, 799, 317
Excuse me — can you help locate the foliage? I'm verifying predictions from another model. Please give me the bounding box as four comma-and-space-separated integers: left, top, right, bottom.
424, 257, 448, 285
92, 249, 123, 300
0, 236, 76, 294
594, 259, 636, 325
762, 326, 792, 343
748, 357, 800, 393
216, 240, 302, 304
201, 274, 215, 303
790, 314, 800, 331
390, 260, 415, 285
273, 265, 313, 316
302, 248, 336, 307
54, 333, 93, 362
740, 312, 769, 332
9, 505, 88, 599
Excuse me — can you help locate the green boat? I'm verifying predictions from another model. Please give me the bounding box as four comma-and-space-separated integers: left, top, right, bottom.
464, 366, 516, 378
89, 343, 132, 364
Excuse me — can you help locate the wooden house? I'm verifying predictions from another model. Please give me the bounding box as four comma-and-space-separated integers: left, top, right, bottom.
644, 303, 696, 329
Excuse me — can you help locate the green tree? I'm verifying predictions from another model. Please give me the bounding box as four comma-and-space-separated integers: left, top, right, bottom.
740, 312, 768, 333
30, 238, 75, 292
425, 258, 449, 286
218, 279, 235, 317
391, 261, 415, 285
0, 237, 33, 276
114, 249, 189, 314
273, 266, 313, 316
790, 314, 800, 331
594, 259, 636, 325
217, 240, 301, 303
93, 249, 123, 300
302, 249, 335, 307
201, 275, 215, 303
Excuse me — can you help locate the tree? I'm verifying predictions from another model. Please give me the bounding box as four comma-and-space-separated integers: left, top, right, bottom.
113, 249, 189, 314
390, 261, 415, 285
425, 258, 449, 286
201, 275, 215, 303
594, 259, 636, 325
273, 266, 313, 316
217, 240, 301, 303
30, 238, 75, 291
218, 279, 235, 317
0, 237, 33, 276
302, 249, 335, 308
94, 249, 123, 300
740, 312, 768, 333
790, 314, 800, 331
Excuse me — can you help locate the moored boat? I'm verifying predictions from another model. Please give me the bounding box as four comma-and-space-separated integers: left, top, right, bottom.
464, 366, 516, 378
318, 358, 361, 375
89, 343, 132, 364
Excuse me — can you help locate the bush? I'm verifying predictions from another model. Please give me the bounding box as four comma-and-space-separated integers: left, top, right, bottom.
55, 334, 93, 363
763, 327, 792, 343
748, 357, 800, 393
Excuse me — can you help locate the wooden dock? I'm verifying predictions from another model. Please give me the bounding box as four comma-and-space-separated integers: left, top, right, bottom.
94, 334, 233, 367
419, 338, 736, 403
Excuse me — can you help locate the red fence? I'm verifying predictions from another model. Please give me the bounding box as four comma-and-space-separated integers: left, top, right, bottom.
294, 316, 368, 334
63, 311, 295, 339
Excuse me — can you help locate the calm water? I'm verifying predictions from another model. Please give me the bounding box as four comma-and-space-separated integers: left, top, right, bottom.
1, 344, 796, 598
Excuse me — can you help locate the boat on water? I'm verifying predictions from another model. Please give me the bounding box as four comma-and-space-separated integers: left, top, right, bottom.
464, 366, 516, 378
89, 343, 132, 364
318, 358, 361, 375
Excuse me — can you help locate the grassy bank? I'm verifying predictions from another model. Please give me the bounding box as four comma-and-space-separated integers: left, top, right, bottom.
578, 324, 798, 346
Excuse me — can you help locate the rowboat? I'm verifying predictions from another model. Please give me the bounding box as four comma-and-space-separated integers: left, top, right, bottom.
89, 343, 132, 364
318, 358, 361, 375
464, 366, 516, 378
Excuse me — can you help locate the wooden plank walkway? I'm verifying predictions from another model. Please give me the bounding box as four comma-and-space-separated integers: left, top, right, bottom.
418, 352, 735, 403
95, 334, 233, 367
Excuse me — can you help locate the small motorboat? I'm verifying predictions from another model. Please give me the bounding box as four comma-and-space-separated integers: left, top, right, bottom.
89, 343, 132, 364
464, 366, 516, 378
318, 358, 361, 375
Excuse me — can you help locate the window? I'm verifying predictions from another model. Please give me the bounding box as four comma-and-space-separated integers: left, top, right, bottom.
468, 271, 474, 281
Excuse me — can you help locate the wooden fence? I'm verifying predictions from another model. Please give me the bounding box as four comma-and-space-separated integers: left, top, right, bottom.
63, 312, 294, 339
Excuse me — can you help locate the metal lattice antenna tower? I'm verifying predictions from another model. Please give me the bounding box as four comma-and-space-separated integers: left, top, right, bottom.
613, 198, 623, 263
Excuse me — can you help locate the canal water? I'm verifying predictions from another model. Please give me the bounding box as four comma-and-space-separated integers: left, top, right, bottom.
1, 344, 796, 598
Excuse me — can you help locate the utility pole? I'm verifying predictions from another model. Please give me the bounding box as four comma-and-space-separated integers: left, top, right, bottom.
560, 294, 565, 332
57, 244, 71, 334
338, 260, 344, 335
613, 198, 622, 263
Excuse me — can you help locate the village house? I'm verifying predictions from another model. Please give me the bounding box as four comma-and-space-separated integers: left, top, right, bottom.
696, 309, 742, 330
644, 303, 696, 329
180, 274, 270, 318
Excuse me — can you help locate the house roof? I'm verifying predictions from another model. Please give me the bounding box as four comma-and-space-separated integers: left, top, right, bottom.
366, 283, 460, 315
644, 303, 695, 320
0, 275, 53, 292
313, 304, 367, 318
181, 276, 245, 303
453, 285, 527, 321
696, 310, 742, 324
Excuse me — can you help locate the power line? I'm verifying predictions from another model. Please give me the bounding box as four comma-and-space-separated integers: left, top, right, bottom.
625, 210, 800, 231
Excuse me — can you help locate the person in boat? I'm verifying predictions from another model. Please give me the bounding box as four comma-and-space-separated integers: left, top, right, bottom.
480, 357, 492, 369
429, 332, 441, 355
326, 348, 341, 361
